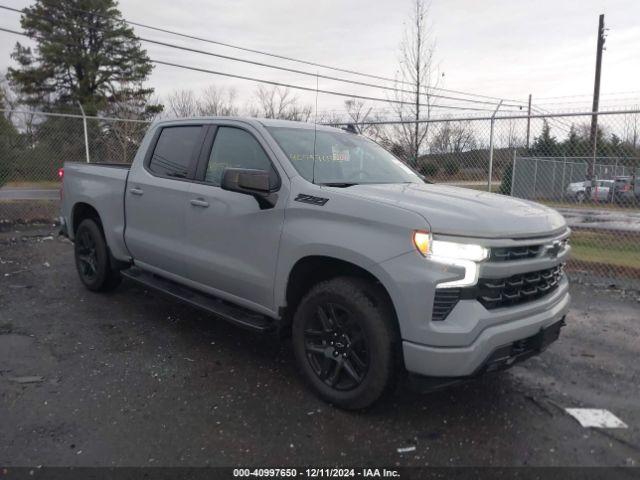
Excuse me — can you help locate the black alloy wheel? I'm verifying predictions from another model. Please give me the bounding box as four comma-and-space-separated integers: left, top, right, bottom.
74, 218, 121, 292
303, 302, 370, 391
292, 276, 399, 409
76, 226, 99, 282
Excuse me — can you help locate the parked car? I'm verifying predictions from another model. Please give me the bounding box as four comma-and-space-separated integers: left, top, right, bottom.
59, 118, 571, 409
612, 176, 639, 205
566, 179, 613, 202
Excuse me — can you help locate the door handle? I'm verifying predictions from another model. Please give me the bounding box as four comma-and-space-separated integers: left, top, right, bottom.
129, 187, 144, 196
190, 198, 209, 208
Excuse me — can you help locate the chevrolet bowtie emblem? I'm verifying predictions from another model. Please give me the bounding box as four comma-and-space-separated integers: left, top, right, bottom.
547, 241, 562, 258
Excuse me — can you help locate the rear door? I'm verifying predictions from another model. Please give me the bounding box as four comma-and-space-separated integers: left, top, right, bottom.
184, 124, 286, 311
124, 124, 206, 277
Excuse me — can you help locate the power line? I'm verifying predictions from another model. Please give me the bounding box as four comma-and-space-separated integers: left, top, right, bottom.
0, 4, 526, 109
152, 59, 504, 111
533, 90, 640, 101
0, 2, 526, 106
0, 26, 512, 112
531, 106, 574, 134
321, 108, 640, 126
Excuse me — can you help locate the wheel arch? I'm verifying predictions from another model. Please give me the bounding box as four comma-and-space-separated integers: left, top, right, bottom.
281, 255, 399, 328
71, 202, 103, 236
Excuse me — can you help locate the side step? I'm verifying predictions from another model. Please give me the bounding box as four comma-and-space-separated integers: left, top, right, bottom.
121, 267, 275, 333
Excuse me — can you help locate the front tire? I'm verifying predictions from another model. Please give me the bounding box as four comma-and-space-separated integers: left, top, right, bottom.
74, 218, 121, 292
292, 277, 399, 409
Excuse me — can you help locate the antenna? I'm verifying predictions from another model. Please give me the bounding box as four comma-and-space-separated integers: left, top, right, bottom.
312, 72, 319, 184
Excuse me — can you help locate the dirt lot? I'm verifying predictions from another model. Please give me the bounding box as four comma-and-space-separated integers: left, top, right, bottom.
0, 226, 639, 467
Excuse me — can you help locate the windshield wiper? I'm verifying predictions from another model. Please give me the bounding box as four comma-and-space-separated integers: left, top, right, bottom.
318, 182, 359, 188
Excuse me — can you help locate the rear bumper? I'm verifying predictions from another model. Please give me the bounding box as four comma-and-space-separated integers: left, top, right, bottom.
402, 287, 570, 377
58, 216, 69, 237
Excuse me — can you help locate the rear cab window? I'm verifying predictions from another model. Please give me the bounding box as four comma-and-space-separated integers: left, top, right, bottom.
148, 126, 203, 179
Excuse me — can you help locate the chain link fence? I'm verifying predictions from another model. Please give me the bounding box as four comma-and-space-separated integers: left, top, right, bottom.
511, 157, 633, 201
0, 109, 149, 222
1, 107, 639, 289
344, 108, 640, 289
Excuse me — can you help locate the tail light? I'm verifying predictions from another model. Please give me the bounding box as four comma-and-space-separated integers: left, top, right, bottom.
58, 167, 64, 200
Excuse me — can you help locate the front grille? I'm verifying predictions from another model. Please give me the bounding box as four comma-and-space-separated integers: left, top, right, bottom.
476, 264, 564, 310
432, 289, 461, 321
490, 245, 541, 261
431, 263, 565, 321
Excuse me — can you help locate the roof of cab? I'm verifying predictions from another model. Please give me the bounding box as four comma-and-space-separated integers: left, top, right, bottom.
152, 116, 344, 133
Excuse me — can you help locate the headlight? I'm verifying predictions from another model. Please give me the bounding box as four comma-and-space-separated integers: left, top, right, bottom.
413, 231, 431, 256
412, 232, 488, 262
412, 232, 489, 288
431, 240, 489, 262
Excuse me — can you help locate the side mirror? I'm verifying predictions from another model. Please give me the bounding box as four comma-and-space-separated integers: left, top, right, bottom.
221, 168, 277, 209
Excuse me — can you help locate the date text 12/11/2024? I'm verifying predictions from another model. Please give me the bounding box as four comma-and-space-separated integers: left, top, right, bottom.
232, 468, 401, 478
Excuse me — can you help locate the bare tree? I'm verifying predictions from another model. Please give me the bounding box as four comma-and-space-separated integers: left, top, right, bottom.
390, 0, 438, 167
316, 110, 345, 126
623, 108, 640, 150
251, 85, 312, 121
166, 89, 199, 118
101, 84, 158, 162
344, 99, 385, 138
165, 85, 240, 118
500, 119, 524, 149
198, 85, 238, 116
429, 120, 477, 154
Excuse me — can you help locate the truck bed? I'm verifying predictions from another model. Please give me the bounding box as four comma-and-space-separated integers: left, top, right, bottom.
60, 162, 131, 261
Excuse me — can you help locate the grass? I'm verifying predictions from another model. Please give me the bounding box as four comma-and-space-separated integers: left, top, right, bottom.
2, 181, 60, 189
543, 200, 639, 212
569, 229, 640, 270
0, 199, 59, 224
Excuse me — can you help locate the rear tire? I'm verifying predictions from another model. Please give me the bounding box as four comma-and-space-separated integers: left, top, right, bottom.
292, 276, 400, 409
74, 218, 121, 292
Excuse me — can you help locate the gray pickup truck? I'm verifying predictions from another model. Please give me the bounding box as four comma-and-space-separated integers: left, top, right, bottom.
60, 117, 571, 408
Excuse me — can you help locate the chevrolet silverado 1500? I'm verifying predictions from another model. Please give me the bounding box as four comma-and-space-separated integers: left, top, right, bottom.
60, 117, 571, 408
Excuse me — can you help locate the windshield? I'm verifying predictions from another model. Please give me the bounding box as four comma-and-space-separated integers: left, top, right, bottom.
266, 126, 422, 185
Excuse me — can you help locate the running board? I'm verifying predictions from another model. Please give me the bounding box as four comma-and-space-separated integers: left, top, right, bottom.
121, 268, 275, 333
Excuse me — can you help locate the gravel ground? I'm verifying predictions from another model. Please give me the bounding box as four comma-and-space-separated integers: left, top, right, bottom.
0, 226, 639, 467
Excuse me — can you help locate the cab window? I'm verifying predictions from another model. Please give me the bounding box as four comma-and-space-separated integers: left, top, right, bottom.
148, 126, 202, 178
205, 127, 278, 188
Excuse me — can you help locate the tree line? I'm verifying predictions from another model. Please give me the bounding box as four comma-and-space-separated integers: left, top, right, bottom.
1, 0, 639, 187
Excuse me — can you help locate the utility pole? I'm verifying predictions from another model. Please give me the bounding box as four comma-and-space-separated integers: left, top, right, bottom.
588, 14, 606, 181
525, 93, 532, 149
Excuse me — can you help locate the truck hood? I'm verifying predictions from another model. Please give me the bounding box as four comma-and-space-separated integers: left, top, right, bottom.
335, 183, 567, 239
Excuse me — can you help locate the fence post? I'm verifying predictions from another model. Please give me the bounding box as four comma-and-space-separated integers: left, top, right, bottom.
510, 150, 517, 196
533, 159, 538, 198
77, 101, 90, 163
561, 157, 567, 201
487, 100, 503, 192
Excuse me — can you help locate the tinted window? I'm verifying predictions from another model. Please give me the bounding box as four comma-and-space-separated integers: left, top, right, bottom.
149, 126, 202, 178
205, 127, 277, 188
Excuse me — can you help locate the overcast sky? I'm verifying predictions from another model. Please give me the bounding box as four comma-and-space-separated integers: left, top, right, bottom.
1, 0, 639, 116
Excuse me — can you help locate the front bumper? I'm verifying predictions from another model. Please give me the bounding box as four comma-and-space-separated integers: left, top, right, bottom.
407, 316, 565, 391
402, 285, 570, 377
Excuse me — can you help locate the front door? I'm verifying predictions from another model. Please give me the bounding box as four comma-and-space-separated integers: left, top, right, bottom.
185, 125, 286, 312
